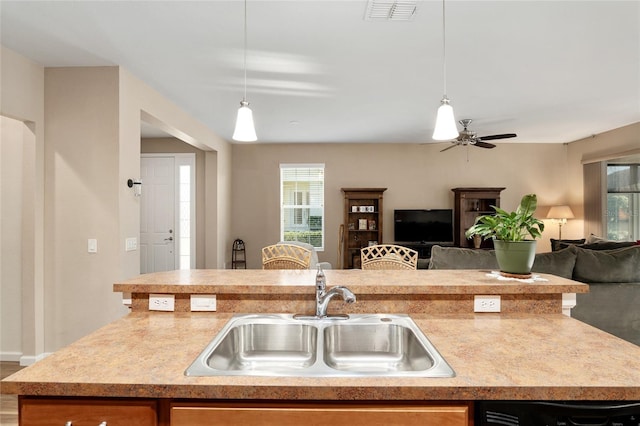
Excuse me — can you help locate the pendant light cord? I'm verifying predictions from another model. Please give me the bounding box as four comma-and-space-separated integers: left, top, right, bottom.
441, 0, 447, 98
243, 0, 248, 102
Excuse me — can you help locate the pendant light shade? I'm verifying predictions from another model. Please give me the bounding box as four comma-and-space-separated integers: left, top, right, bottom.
432, 0, 459, 141
432, 97, 458, 140
232, 0, 257, 142
233, 101, 257, 142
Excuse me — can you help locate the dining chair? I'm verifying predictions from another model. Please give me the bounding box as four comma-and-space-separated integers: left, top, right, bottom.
360, 244, 418, 270
261, 243, 313, 269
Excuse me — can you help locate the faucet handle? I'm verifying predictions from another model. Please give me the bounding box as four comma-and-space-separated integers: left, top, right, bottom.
315, 265, 326, 290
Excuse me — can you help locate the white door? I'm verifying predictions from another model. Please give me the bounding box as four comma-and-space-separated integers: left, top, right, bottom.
140, 156, 175, 273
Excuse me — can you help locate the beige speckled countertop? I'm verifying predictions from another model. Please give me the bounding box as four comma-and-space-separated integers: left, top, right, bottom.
114, 269, 588, 295
115, 269, 588, 315
4, 311, 640, 401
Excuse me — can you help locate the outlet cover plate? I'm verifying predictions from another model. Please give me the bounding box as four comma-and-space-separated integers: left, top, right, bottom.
190, 294, 217, 312
125, 237, 137, 251
474, 295, 501, 313
149, 294, 175, 312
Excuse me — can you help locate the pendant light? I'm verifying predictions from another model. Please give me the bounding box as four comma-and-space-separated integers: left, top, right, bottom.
232, 0, 257, 142
432, 0, 459, 141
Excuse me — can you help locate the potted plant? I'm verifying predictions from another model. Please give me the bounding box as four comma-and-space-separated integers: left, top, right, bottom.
465, 194, 545, 275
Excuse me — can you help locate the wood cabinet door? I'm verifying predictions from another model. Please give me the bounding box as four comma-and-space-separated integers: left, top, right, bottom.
20, 398, 157, 426
171, 402, 469, 426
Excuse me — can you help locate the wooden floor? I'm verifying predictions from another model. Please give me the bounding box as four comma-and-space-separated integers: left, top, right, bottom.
1, 361, 23, 426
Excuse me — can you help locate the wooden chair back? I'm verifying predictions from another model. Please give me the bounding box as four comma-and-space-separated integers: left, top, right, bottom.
360, 244, 418, 270
261, 243, 312, 270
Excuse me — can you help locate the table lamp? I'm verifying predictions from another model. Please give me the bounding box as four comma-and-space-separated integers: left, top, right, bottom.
546, 205, 575, 240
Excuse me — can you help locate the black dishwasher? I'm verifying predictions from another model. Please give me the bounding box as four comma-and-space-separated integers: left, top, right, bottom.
476, 401, 640, 426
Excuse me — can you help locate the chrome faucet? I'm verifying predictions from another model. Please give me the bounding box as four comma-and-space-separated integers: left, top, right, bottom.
313, 266, 356, 318
294, 266, 356, 320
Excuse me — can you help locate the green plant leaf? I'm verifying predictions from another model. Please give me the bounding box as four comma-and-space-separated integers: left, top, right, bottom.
464, 194, 544, 242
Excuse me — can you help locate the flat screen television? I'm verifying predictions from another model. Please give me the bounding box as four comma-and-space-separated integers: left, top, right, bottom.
394, 209, 454, 244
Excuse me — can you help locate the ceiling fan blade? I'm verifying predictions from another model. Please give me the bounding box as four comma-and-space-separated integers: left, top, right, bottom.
477, 133, 517, 141
440, 143, 458, 152
474, 141, 496, 149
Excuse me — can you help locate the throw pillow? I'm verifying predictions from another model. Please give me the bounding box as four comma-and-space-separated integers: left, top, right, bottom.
573, 246, 640, 283
586, 233, 607, 244
428, 245, 499, 270
531, 246, 577, 279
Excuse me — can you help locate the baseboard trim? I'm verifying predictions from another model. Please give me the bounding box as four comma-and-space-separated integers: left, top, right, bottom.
0, 351, 22, 362
19, 352, 52, 366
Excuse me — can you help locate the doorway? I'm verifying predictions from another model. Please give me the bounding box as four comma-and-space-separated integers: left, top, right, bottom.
139, 154, 196, 273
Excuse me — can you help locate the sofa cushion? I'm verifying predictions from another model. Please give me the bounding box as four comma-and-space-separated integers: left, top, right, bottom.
530, 246, 577, 279
580, 233, 638, 250
550, 238, 585, 252
573, 246, 640, 283
572, 283, 640, 346
577, 241, 638, 251
428, 246, 499, 270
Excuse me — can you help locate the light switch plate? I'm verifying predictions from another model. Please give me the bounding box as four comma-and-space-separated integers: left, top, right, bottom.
88, 239, 98, 253
149, 294, 175, 312
474, 295, 501, 313
190, 295, 217, 312
125, 237, 137, 251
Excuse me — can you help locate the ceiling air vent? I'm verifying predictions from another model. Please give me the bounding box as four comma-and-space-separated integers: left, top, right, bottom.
365, 0, 418, 21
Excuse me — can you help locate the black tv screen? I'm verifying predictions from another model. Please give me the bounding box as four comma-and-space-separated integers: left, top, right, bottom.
394, 209, 454, 244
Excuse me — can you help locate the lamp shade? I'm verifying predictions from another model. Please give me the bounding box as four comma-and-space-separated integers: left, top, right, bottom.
232, 101, 257, 142
546, 205, 575, 220
432, 97, 459, 140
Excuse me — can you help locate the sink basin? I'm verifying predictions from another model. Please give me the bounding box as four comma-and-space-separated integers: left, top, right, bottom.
185, 314, 454, 378
207, 322, 317, 372
323, 323, 434, 373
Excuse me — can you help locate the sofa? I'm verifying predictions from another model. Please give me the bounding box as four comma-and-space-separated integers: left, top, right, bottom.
427, 243, 640, 346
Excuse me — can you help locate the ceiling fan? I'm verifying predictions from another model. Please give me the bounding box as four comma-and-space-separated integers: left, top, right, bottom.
440, 119, 517, 152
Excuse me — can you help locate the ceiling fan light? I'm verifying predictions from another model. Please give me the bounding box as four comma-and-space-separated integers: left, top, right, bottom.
233, 101, 257, 142
432, 97, 459, 140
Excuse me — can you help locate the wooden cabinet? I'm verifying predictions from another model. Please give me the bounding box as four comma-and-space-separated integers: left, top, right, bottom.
452, 187, 505, 248
19, 397, 158, 426
171, 402, 470, 426
341, 188, 386, 269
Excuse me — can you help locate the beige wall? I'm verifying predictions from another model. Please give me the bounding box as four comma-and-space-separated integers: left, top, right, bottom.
565, 122, 640, 240
119, 69, 231, 270
2, 46, 233, 359
231, 142, 576, 268
231, 123, 638, 269
1, 46, 45, 363
44, 67, 128, 350
38, 67, 233, 352
1, 117, 31, 359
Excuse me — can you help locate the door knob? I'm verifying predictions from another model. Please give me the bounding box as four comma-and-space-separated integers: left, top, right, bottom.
164, 236, 173, 241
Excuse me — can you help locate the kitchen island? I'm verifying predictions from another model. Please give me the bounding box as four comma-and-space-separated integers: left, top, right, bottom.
3, 269, 639, 425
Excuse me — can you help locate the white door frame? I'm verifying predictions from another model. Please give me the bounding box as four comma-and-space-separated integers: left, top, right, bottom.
141, 153, 196, 270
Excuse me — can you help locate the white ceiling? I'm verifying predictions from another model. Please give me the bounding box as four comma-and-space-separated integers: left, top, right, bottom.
1, 1, 639, 145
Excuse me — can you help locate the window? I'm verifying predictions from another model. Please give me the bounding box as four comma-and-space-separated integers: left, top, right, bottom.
280, 164, 325, 250
178, 163, 194, 269
606, 163, 639, 241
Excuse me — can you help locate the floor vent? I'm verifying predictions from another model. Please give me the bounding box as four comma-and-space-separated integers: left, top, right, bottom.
364, 0, 418, 21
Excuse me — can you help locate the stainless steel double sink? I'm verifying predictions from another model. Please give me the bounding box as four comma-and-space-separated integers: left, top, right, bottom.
185, 314, 455, 377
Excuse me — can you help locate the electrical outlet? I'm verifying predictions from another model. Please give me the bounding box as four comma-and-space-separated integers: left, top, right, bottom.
190, 295, 217, 312
149, 294, 175, 311
474, 295, 501, 313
